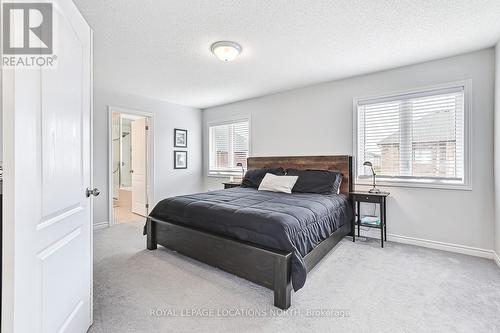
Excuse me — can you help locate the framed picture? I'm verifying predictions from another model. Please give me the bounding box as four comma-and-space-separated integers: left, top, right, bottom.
174, 150, 187, 169
174, 128, 187, 148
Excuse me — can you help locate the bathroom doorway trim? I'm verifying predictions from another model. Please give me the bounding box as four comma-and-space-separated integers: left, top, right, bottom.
105, 105, 155, 229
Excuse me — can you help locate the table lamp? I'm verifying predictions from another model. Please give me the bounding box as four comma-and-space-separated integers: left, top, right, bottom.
363, 161, 381, 193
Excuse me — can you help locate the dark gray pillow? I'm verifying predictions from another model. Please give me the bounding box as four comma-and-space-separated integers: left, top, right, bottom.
286, 169, 343, 194
241, 167, 285, 188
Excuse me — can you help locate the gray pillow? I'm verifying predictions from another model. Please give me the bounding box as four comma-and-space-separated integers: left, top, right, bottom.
241, 167, 285, 188
286, 169, 343, 194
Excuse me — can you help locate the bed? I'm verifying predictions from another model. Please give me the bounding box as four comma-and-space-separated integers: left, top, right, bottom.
145, 155, 354, 309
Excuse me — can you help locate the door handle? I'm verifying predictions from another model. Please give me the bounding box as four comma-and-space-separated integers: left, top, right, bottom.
86, 187, 100, 197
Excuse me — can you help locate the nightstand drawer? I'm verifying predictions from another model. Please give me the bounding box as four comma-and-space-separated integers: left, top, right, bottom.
352, 194, 381, 203
223, 182, 241, 189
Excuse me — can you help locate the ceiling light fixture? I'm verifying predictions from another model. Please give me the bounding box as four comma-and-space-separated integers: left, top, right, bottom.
210, 41, 242, 62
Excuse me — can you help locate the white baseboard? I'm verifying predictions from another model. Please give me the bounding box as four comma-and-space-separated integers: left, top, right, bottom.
93, 221, 109, 231
358, 228, 494, 259
387, 234, 494, 259
494, 251, 500, 269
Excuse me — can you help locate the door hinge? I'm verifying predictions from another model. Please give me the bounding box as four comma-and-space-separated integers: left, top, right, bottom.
146, 203, 149, 209
145, 125, 149, 131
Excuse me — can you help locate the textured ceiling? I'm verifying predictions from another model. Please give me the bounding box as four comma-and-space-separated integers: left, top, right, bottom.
74, 0, 500, 109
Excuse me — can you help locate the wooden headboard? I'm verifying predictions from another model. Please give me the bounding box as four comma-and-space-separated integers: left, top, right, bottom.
247, 155, 353, 195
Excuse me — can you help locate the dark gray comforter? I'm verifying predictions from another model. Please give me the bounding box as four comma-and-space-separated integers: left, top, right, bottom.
148, 187, 352, 291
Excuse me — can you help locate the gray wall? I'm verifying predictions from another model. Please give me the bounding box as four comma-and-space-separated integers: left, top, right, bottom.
203, 49, 495, 251
495, 42, 500, 259
93, 89, 203, 226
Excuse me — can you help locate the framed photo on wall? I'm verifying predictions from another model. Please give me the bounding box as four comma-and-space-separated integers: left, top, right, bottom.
174, 150, 187, 169
174, 128, 187, 148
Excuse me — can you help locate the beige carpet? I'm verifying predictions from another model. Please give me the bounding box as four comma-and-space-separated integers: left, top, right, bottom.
89, 222, 500, 333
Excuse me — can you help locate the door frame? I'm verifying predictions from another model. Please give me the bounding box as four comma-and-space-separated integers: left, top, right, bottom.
107, 106, 154, 227
1, 45, 15, 333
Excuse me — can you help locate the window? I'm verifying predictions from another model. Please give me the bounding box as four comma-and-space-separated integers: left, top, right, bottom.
355, 83, 470, 189
208, 119, 250, 176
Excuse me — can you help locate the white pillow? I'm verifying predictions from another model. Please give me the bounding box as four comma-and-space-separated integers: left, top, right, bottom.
258, 173, 299, 194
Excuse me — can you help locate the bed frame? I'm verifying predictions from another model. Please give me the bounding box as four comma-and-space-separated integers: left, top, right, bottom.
146, 155, 354, 309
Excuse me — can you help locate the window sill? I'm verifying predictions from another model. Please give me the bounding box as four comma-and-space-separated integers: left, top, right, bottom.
355, 179, 471, 191
207, 173, 243, 178
207, 174, 230, 178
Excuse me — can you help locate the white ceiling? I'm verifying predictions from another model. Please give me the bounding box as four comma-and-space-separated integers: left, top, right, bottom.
74, 0, 500, 109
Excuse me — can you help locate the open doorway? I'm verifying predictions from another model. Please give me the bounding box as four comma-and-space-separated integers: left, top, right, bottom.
108, 106, 154, 226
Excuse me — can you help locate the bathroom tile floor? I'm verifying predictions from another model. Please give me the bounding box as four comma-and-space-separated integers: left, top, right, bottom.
113, 206, 145, 224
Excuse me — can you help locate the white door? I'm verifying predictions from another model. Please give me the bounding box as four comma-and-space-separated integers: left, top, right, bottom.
2, 1, 94, 332
131, 117, 147, 216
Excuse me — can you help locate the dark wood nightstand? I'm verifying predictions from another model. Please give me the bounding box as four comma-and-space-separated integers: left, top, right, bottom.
223, 181, 241, 189
350, 191, 390, 248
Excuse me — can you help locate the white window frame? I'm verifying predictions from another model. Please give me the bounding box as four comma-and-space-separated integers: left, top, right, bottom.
206, 116, 251, 177
353, 80, 472, 190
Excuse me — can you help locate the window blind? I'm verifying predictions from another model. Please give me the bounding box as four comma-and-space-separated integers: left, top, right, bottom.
357, 86, 465, 184
209, 120, 249, 175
